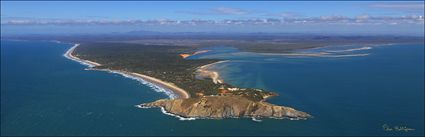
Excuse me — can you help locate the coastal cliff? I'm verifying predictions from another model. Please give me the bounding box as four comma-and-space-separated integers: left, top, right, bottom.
139, 96, 311, 119
72, 43, 311, 120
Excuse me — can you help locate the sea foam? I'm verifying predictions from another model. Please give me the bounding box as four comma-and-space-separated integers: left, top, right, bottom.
100, 69, 178, 99
64, 43, 201, 121
135, 105, 197, 120
63, 44, 98, 68
64, 43, 178, 99
251, 117, 263, 122
160, 107, 197, 121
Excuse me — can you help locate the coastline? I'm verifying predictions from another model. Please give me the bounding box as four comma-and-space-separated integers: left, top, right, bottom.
258, 44, 405, 58
196, 60, 229, 84
64, 44, 102, 67
60, 42, 312, 121
262, 52, 370, 58
64, 44, 190, 99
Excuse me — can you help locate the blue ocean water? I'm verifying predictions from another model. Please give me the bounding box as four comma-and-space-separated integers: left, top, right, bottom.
1, 40, 424, 136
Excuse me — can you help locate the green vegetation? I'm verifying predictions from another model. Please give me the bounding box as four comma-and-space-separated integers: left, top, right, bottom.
74, 42, 275, 101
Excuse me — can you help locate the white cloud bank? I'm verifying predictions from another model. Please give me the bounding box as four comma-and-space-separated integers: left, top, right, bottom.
1, 15, 423, 26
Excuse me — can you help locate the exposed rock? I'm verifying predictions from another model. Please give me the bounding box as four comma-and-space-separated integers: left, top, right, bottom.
139, 96, 311, 120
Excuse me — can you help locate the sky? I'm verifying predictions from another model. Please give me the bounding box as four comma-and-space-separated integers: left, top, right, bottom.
1, 1, 424, 36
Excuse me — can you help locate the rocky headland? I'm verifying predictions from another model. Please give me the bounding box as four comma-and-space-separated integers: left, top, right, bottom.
139, 96, 311, 120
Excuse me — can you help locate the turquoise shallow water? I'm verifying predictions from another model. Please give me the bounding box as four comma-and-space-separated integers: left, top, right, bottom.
1, 40, 424, 136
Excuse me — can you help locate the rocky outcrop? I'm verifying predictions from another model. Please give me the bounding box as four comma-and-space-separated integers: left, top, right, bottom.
139, 96, 311, 120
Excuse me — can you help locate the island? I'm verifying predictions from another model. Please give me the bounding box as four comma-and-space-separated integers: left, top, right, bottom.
67, 42, 311, 120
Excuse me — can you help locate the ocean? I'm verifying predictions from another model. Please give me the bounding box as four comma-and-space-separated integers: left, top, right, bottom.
1, 40, 424, 136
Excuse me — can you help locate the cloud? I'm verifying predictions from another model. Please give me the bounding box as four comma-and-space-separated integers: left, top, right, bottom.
1, 15, 423, 26
369, 2, 424, 13
262, 12, 303, 18
211, 7, 249, 15
177, 7, 304, 18
278, 12, 301, 18
84, 15, 110, 19
175, 10, 209, 15
177, 7, 253, 16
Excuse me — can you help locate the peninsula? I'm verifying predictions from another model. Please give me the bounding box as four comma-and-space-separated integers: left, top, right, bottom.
68, 42, 311, 120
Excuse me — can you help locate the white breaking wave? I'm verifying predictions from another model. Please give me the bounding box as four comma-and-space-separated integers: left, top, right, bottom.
64, 44, 178, 99
251, 117, 263, 122
99, 69, 178, 99
325, 46, 372, 53
136, 105, 307, 121
135, 105, 197, 120
63, 44, 97, 68
160, 107, 197, 121
135, 105, 151, 109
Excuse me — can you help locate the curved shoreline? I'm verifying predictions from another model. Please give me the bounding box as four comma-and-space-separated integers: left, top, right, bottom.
64, 44, 102, 67
64, 44, 190, 99
196, 60, 228, 84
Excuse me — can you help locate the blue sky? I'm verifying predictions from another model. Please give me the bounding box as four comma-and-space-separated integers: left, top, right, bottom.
1, 1, 424, 36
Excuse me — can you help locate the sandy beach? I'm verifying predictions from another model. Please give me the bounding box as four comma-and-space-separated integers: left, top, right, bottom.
196, 60, 228, 84
64, 44, 102, 67
261, 52, 369, 58
65, 44, 190, 99
127, 72, 190, 99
